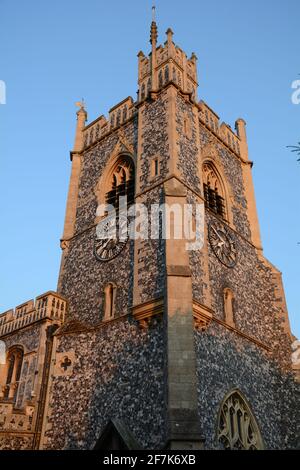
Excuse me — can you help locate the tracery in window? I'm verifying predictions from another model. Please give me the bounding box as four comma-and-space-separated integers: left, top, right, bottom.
105, 156, 135, 212
3, 346, 24, 401
203, 162, 226, 218
218, 390, 264, 450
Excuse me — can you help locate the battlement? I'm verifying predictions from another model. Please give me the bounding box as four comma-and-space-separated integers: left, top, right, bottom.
83, 96, 136, 150
75, 25, 244, 161
138, 26, 198, 102
0, 291, 67, 337
198, 101, 241, 156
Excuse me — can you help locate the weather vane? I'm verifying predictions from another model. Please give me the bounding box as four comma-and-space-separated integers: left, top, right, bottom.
75, 98, 85, 109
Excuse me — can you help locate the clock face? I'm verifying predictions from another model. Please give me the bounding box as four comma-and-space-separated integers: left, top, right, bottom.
208, 221, 237, 268
94, 213, 128, 262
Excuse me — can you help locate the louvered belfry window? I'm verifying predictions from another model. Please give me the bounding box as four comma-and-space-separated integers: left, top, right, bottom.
203, 163, 226, 219
105, 157, 135, 212
203, 183, 225, 218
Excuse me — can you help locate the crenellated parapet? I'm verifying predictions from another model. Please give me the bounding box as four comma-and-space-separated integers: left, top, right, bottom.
0, 292, 67, 338
83, 96, 136, 150
198, 101, 241, 157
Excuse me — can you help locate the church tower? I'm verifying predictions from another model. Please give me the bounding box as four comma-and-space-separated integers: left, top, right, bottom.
0, 16, 298, 450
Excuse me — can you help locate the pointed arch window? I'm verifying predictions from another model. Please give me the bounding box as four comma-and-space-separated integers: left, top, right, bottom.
203, 163, 226, 218
3, 346, 24, 401
217, 390, 264, 450
223, 288, 235, 327
105, 156, 135, 212
103, 283, 117, 321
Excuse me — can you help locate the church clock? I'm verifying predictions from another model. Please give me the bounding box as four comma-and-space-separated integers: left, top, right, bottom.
208, 220, 237, 268
94, 213, 128, 262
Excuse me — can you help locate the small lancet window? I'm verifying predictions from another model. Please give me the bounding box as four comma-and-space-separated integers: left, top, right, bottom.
172, 67, 177, 84
203, 163, 226, 219
218, 390, 264, 450
223, 288, 235, 327
164, 65, 169, 83
116, 110, 121, 127
103, 283, 116, 321
151, 156, 160, 178
123, 106, 128, 122
158, 70, 163, 88
147, 78, 151, 96
111, 114, 115, 128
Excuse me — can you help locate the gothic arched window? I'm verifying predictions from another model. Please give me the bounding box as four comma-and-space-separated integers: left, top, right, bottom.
4, 347, 24, 400
103, 283, 117, 321
203, 162, 226, 219
105, 156, 135, 211
217, 390, 264, 450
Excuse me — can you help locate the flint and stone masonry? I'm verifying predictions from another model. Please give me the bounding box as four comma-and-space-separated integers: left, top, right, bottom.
0, 19, 299, 450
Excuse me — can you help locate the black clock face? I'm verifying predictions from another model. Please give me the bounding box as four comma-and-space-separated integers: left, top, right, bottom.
208, 221, 237, 268
94, 213, 128, 262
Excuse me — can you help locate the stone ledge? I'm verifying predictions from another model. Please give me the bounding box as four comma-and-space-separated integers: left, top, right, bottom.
192, 301, 213, 331
167, 265, 191, 277
132, 297, 164, 328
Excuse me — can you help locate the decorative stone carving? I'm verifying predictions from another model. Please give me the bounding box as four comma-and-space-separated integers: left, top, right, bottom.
132, 298, 163, 329
54, 351, 75, 377
193, 301, 213, 332
60, 240, 70, 250
217, 390, 264, 450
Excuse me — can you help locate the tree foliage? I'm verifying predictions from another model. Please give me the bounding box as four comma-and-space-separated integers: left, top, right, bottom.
287, 143, 300, 162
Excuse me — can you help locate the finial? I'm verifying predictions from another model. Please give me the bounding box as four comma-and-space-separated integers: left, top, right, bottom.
152, 3, 156, 22
150, 2, 158, 46
166, 28, 174, 44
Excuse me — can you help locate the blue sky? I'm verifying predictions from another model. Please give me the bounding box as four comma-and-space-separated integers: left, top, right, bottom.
0, 0, 299, 337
